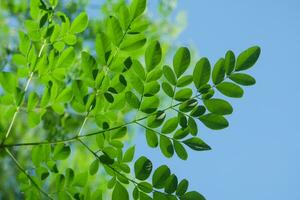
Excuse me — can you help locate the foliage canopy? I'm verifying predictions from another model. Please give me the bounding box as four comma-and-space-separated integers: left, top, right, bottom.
0, 0, 260, 199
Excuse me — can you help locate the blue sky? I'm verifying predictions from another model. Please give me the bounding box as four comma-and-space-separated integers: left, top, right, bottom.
136, 0, 300, 200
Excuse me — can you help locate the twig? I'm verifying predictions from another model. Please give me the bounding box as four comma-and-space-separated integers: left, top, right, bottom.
5, 148, 53, 200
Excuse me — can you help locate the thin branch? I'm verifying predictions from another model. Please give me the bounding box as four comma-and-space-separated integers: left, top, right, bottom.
2, 93, 202, 148
77, 108, 91, 137
5, 148, 53, 200
2, 40, 47, 143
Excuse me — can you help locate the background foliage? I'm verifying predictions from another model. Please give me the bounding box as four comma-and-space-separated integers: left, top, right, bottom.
0, 0, 260, 199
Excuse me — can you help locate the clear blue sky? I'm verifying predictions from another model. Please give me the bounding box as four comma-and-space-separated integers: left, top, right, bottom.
135, 0, 300, 200
87, 0, 299, 199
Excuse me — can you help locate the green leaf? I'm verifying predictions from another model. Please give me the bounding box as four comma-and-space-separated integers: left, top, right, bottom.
177, 75, 193, 87
176, 179, 189, 196
140, 192, 152, 200
130, 0, 147, 20
199, 113, 229, 130
133, 187, 139, 199
0, 72, 17, 94
173, 47, 191, 78
104, 92, 114, 103
183, 137, 211, 151
53, 144, 71, 160
224, 50, 235, 75
53, 41, 65, 52
55, 47, 75, 68
181, 191, 206, 200
212, 58, 225, 85
70, 12, 88, 34
27, 92, 39, 111
164, 174, 178, 194
152, 165, 171, 189
81, 51, 96, 77
96, 133, 105, 149
179, 99, 198, 112
178, 112, 187, 128
153, 192, 171, 200
56, 174, 65, 191
28, 111, 41, 127
163, 65, 177, 85
99, 154, 114, 165
107, 16, 123, 45
89, 160, 99, 175
204, 98, 233, 115
123, 146, 135, 162
146, 67, 163, 82
190, 105, 206, 117
146, 129, 158, 148
73, 172, 88, 187
118, 4, 130, 29
138, 182, 153, 193
145, 41, 162, 72
19, 32, 31, 55
159, 135, 174, 158
147, 111, 166, 128
229, 73, 256, 86
121, 34, 147, 51
175, 88, 192, 102
112, 182, 129, 200
144, 81, 160, 96
173, 141, 188, 160
173, 128, 189, 140
236, 46, 261, 71
134, 156, 153, 181
132, 59, 146, 80
140, 96, 160, 114
64, 34, 77, 45
193, 58, 211, 89
125, 91, 140, 109
56, 87, 73, 103
216, 82, 244, 98
103, 146, 117, 159
95, 32, 111, 65
65, 168, 74, 186
162, 82, 174, 97
161, 117, 178, 134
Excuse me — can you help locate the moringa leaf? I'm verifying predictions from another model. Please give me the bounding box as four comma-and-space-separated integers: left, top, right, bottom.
183, 137, 211, 151
216, 82, 244, 98
199, 113, 229, 130
145, 41, 162, 72
212, 58, 225, 85
229, 73, 256, 86
134, 156, 153, 181
236, 46, 261, 71
224, 50, 235, 75
204, 98, 233, 115
173, 47, 191, 78
130, 0, 147, 20
70, 12, 88, 34
193, 58, 211, 89
112, 182, 129, 200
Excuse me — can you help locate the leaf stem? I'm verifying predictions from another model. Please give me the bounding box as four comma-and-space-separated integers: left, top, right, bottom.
5, 148, 53, 200
1, 40, 47, 144
77, 139, 171, 196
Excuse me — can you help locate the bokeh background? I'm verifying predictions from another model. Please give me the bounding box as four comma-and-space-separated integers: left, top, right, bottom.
136, 1, 300, 200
